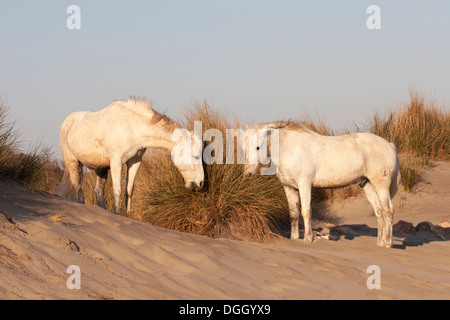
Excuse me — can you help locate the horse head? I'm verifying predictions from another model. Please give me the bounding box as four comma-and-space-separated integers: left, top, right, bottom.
171, 129, 205, 190
242, 125, 277, 178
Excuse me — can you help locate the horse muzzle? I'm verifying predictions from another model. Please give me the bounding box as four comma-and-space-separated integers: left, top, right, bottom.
186, 180, 204, 191
244, 172, 255, 178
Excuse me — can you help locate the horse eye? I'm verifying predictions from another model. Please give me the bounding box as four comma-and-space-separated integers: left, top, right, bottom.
256, 147, 260, 151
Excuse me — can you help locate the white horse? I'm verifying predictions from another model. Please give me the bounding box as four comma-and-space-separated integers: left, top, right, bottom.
242, 121, 400, 248
58, 98, 204, 214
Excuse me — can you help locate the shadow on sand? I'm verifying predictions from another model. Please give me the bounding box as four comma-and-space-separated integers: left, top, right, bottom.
276, 221, 450, 249
315, 222, 450, 249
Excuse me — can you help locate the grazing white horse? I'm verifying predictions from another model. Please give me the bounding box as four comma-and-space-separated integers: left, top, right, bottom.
58, 98, 204, 214
242, 121, 401, 248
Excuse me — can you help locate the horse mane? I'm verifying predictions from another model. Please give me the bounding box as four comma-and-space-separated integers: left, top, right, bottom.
265, 120, 311, 133
113, 97, 178, 131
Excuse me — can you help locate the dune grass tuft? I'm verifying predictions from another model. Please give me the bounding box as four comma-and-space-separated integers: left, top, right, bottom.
132, 102, 289, 241
369, 90, 449, 160
399, 160, 421, 193
0, 99, 51, 188
368, 90, 449, 192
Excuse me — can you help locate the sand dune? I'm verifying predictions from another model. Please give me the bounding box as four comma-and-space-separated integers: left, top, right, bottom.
0, 163, 449, 300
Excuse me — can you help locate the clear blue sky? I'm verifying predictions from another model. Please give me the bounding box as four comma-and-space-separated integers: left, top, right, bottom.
1, 0, 449, 155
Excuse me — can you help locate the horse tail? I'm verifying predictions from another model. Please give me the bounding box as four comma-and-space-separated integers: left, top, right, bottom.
57, 112, 80, 202
390, 151, 401, 201
56, 169, 78, 201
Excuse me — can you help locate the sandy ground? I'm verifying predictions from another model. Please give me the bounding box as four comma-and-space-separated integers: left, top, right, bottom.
0, 162, 449, 300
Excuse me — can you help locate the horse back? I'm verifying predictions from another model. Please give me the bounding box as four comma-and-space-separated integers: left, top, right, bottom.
280, 131, 398, 189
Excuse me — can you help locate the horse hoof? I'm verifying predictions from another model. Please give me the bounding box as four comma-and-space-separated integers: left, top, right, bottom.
377, 241, 393, 248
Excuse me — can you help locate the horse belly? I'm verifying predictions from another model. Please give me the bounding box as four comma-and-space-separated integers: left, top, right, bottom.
75, 150, 110, 170
312, 174, 366, 188
312, 156, 366, 188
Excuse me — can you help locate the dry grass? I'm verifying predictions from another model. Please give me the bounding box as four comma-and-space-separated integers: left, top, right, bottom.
300, 112, 335, 136
369, 90, 449, 160
399, 160, 421, 193
0, 99, 51, 188
368, 90, 449, 192
132, 102, 289, 241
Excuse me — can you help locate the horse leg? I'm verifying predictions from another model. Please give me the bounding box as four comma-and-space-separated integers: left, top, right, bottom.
283, 185, 300, 239
125, 153, 143, 214
376, 187, 394, 248
110, 158, 123, 214
362, 181, 386, 247
298, 181, 313, 243
94, 168, 108, 209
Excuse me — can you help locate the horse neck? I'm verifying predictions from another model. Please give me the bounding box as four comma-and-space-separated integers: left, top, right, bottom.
142, 123, 179, 151
275, 129, 311, 151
